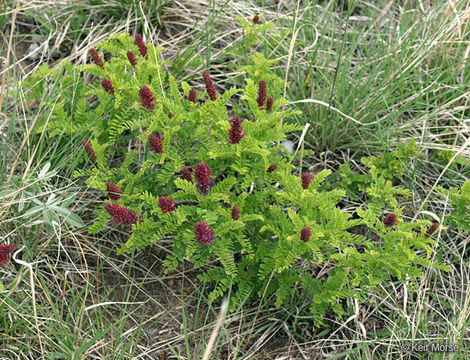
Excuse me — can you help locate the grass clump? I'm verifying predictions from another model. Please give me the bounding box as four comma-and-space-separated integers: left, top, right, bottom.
1, 1, 469, 358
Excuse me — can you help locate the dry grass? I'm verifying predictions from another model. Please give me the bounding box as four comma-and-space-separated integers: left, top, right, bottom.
1, 0, 470, 359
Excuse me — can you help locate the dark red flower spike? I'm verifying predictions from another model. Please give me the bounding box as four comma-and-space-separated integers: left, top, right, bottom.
195, 221, 215, 244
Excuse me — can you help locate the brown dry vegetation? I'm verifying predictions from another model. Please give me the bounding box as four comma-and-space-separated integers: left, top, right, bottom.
1, 0, 470, 359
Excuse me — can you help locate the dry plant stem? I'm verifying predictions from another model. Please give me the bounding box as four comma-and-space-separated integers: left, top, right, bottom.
289, 99, 363, 125
289, 122, 310, 164
202, 296, 229, 360
12, 247, 45, 360
278, 0, 301, 148
0, 0, 17, 112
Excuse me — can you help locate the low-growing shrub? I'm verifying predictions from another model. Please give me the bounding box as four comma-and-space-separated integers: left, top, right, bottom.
28, 30, 455, 326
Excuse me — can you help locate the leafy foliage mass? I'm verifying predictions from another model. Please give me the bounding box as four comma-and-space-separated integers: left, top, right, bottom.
27, 27, 461, 326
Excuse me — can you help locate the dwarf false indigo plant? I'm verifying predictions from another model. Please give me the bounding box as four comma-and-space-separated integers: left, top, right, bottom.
135, 34, 147, 57
31, 31, 452, 326
188, 88, 197, 103
231, 205, 240, 221
106, 182, 122, 200
194, 162, 212, 195
202, 71, 217, 101
104, 203, 138, 228
139, 86, 155, 111
195, 221, 215, 245
148, 134, 163, 154
301, 172, 311, 190
180, 167, 193, 183
88, 48, 104, 68
256, 80, 267, 108
102, 78, 114, 94
228, 116, 244, 144
127, 50, 137, 67
266, 97, 274, 113
426, 222, 439, 236
266, 164, 277, 173
383, 213, 398, 228
82, 139, 96, 162
0, 244, 15, 267
300, 226, 311, 243
158, 196, 176, 213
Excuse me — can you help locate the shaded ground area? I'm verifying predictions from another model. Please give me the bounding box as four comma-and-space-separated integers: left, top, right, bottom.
1, 1, 470, 359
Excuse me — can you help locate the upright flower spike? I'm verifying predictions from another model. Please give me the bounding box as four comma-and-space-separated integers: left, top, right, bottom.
127, 50, 137, 67
266, 164, 277, 173
202, 71, 217, 101
256, 80, 267, 108
383, 213, 398, 228
88, 48, 104, 68
181, 166, 193, 183
300, 226, 312, 243
301, 172, 311, 190
426, 222, 439, 236
106, 182, 122, 200
194, 221, 215, 244
139, 86, 155, 111
253, 14, 260, 24
0, 244, 15, 267
231, 205, 240, 221
228, 116, 245, 144
105, 203, 138, 228
158, 196, 176, 213
188, 88, 197, 103
135, 34, 148, 57
168, 112, 173, 119
101, 78, 114, 95
148, 134, 163, 154
82, 139, 96, 162
194, 161, 212, 195
266, 97, 274, 113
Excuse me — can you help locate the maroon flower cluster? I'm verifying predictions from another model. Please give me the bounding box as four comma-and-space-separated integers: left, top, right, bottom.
426, 222, 439, 236
188, 88, 197, 103
202, 71, 217, 101
106, 182, 122, 200
300, 226, 311, 243
102, 78, 114, 95
266, 97, 274, 113
158, 196, 176, 213
195, 221, 215, 244
266, 164, 277, 173
127, 50, 137, 67
181, 166, 193, 183
82, 139, 96, 162
256, 80, 267, 108
253, 14, 260, 24
231, 205, 240, 221
0, 243, 15, 267
301, 173, 311, 190
139, 86, 155, 111
194, 162, 212, 195
148, 134, 163, 153
135, 34, 147, 57
89, 48, 104, 68
383, 213, 398, 228
105, 203, 138, 228
228, 116, 245, 144
168, 112, 173, 119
